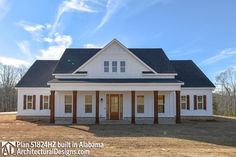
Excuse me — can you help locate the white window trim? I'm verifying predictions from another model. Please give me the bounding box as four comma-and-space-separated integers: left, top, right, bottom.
120, 61, 125, 72
137, 95, 144, 114
85, 95, 92, 113
181, 95, 187, 110
158, 95, 165, 113
104, 61, 109, 73
26, 95, 33, 110
197, 95, 204, 110
43, 95, 50, 110
112, 61, 117, 72
64, 95, 73, 113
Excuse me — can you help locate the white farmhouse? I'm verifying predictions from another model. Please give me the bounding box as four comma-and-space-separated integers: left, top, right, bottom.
16, 39, 215, 124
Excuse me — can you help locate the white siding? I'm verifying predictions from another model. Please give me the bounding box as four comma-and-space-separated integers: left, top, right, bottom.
79, 41, 150, 78
180, 88, 213, 116
17, 88, 50, 116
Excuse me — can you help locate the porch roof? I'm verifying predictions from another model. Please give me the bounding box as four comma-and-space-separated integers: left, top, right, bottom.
48, 78, 183, 84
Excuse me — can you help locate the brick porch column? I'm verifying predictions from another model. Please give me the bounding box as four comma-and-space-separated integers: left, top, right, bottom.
73, 91, 77, 124
176, 91, 181, 123
154, 91, 159, 124
50, 90, 55, 123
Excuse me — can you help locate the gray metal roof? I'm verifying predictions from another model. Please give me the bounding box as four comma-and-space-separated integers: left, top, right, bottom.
53, 48, 176, 74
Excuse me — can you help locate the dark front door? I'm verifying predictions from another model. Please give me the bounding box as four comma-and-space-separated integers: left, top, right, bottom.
110, 95, 119, 120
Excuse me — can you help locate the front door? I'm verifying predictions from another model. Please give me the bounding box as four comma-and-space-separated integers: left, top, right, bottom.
110, 95, 119, 120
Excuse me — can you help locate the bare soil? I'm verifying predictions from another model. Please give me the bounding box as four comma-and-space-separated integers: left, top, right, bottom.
0, 115, 235, 157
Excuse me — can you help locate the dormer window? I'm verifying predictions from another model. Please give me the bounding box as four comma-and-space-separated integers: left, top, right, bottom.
112, 61, 117, 72
120, 61, 125, 72
104, 61, 109, 72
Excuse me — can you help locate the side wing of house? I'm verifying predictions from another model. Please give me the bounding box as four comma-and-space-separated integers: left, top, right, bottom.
15, 60, 58, 121
171, 60, 215, 119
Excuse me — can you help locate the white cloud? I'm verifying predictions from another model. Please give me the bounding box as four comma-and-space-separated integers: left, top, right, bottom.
96, 0, 121, 30
0, 0, 10, 20
37, 33, 72, 60
83, 43, 103, 48
50, 0, 96, 35
0, 56, 29, 67
19, 22, 45, 33
18, 22, 49, 41
16, 40, 31, 57
200, 48, 236, 66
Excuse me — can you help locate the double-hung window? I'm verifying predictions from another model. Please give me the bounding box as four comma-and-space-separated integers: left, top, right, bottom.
197, 96, 203, 109
43, 96, 50, 109
120, 61, 125, 72
137, 96, 144, 113
65, 95, 72, 113
181, 96, 187, 110
158, 95, 165, 113
104, 61, 109, 72
27, 96, 33, 109
112, 61, 117, 72
85, 95, 92, 113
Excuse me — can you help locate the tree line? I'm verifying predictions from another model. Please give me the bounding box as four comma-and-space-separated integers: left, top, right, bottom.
0, 64, 27, 112
214, 68, 236, 116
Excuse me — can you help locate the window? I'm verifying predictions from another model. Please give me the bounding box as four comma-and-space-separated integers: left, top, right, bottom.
158, 95, 165, 113
85, 95, 92, 113
120, 61, 125, 72
112, 61, 117, 72
137, 96, 144, 113
43, 96, 50, 109
64, 95, 72, 113
197, 96, 203, 109
104, 61, 109, 72
181, 96, 187, 110
27, 95, 33, 109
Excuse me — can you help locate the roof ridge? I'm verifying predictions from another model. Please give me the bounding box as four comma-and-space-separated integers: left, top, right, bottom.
170, 60, 193, 62
36, 60, 59, 61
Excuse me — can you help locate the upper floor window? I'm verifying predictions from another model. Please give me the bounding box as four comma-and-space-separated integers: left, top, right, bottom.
120, 61, 125, 72
112, 61, 117, 72
158, 95, 165, 113
104, 61, 109, 72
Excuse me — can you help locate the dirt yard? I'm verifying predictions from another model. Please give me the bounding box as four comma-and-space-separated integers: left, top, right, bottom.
0, 115, 235, 157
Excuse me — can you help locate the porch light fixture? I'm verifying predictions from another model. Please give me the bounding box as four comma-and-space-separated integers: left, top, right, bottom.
100, 98, 103, 103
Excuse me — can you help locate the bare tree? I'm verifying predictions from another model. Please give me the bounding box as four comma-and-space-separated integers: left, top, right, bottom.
0, 64, 27, 112
215, 68, 236, 116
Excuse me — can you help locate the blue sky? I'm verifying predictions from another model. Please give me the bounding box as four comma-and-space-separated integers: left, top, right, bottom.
0, 0, 236, 83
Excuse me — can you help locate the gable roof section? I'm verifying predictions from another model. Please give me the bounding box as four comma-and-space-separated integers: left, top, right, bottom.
171, 60, 215, 88
16, 60, 58, 87
53, 48, 176, 74
73, 39, 158, 74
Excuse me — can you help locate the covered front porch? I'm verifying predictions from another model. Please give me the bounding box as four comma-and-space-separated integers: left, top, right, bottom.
48, 80, 182, 124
